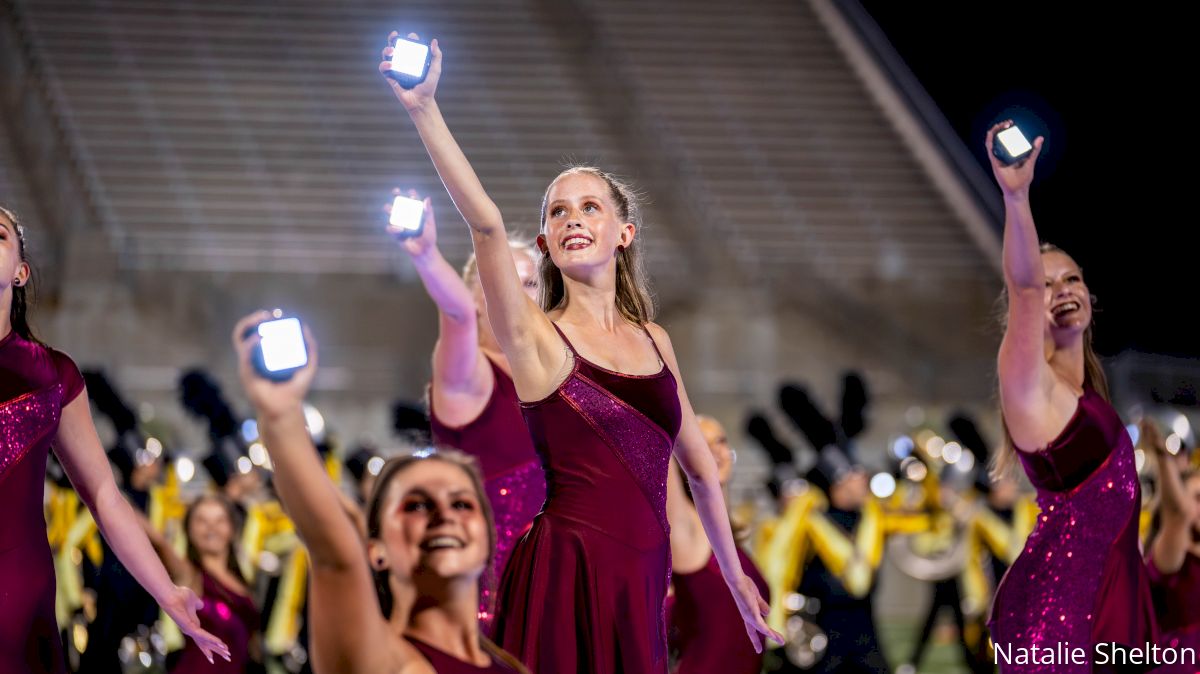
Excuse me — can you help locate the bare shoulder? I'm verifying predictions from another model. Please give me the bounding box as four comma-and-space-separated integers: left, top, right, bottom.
645, 322, 680, 367
644, 321, 674, 350
645, 321, 670, 340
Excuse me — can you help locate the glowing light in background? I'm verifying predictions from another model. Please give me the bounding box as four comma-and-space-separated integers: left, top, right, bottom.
957, 450, 976, 473
249, 442, 268, 466
870, 473, 897, 499
367, 456, 386, 476
890, 436, 914, 459
303, 404, 325, 441
1126, 424, 1140, 447
1173, 414, 1191, 439
926, 436, 946, 460
176, 457, 196, 483
1167, 434, 1183, 455
902, 457, 928, 482
242, 419, 259, 443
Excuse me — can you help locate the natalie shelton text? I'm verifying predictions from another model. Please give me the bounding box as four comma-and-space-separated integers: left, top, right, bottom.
994, 642, 1197, 667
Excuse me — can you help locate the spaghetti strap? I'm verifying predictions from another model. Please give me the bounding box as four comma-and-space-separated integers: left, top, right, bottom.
549, 322, 577, 355
642, 324, 667, 367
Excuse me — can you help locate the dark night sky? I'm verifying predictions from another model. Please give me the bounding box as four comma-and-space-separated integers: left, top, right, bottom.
861, 2, 1195, 358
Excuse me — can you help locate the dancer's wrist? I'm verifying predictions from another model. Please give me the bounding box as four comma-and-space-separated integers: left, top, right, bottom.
723, 568, 749, 591
407, 243, 442, 265
256, 403, 306, 426
406, 98, 441, 121
1002, 189, 1030, 204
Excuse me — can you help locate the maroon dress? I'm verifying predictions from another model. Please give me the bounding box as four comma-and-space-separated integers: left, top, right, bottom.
668, 549, 769, 674
0, 329, 85, 674
406, 635, 520, 672
429, 356, 547, 627
988, 387, 1158, 673
493, 324, 682, 673
171, 571, 258, 674
1146, 551, 1200, 673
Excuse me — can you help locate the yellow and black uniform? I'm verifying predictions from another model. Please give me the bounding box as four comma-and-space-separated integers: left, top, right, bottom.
759, 485, 929, 674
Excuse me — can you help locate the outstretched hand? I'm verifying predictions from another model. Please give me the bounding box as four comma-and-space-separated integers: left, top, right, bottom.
985, 120, 1044, 198
160, 585, 232, 664
231, 311, 318, 419
733, 573, 785, 654
379, 31, 443, 113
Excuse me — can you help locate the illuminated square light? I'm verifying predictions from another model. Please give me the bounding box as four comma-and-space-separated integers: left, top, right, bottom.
391, 39, 430, 78
389, 194, 425, 232
258, 318, 307, 371
997, 126, 1033, 157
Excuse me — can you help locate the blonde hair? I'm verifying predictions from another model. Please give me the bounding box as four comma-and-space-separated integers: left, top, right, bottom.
537, 166, 655, 324
461, 237, 536, 290
992, 243, 1110, 479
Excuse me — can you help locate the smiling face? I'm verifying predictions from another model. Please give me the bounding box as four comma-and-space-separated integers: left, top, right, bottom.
186, 498, 236, 558
539, 172, 634, 278
1042, 249, 1092, 341
369, 458, 491, 590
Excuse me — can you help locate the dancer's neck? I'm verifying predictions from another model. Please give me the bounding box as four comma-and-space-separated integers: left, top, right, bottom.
198, 552, 248, 596
1046, 337, 1087, 393
556, 284, 627, 333
559, 266, 624, 322
406, 597, 488, 665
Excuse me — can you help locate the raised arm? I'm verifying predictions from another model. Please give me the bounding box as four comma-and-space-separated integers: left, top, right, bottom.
1143, 418, 1196, 574
987, 121, 1055, 448
231, 312, 390, 673
54, 396, 230, 663
647, 323, 783, 653
391, 191, 492, 408
379, 33, 562, 397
